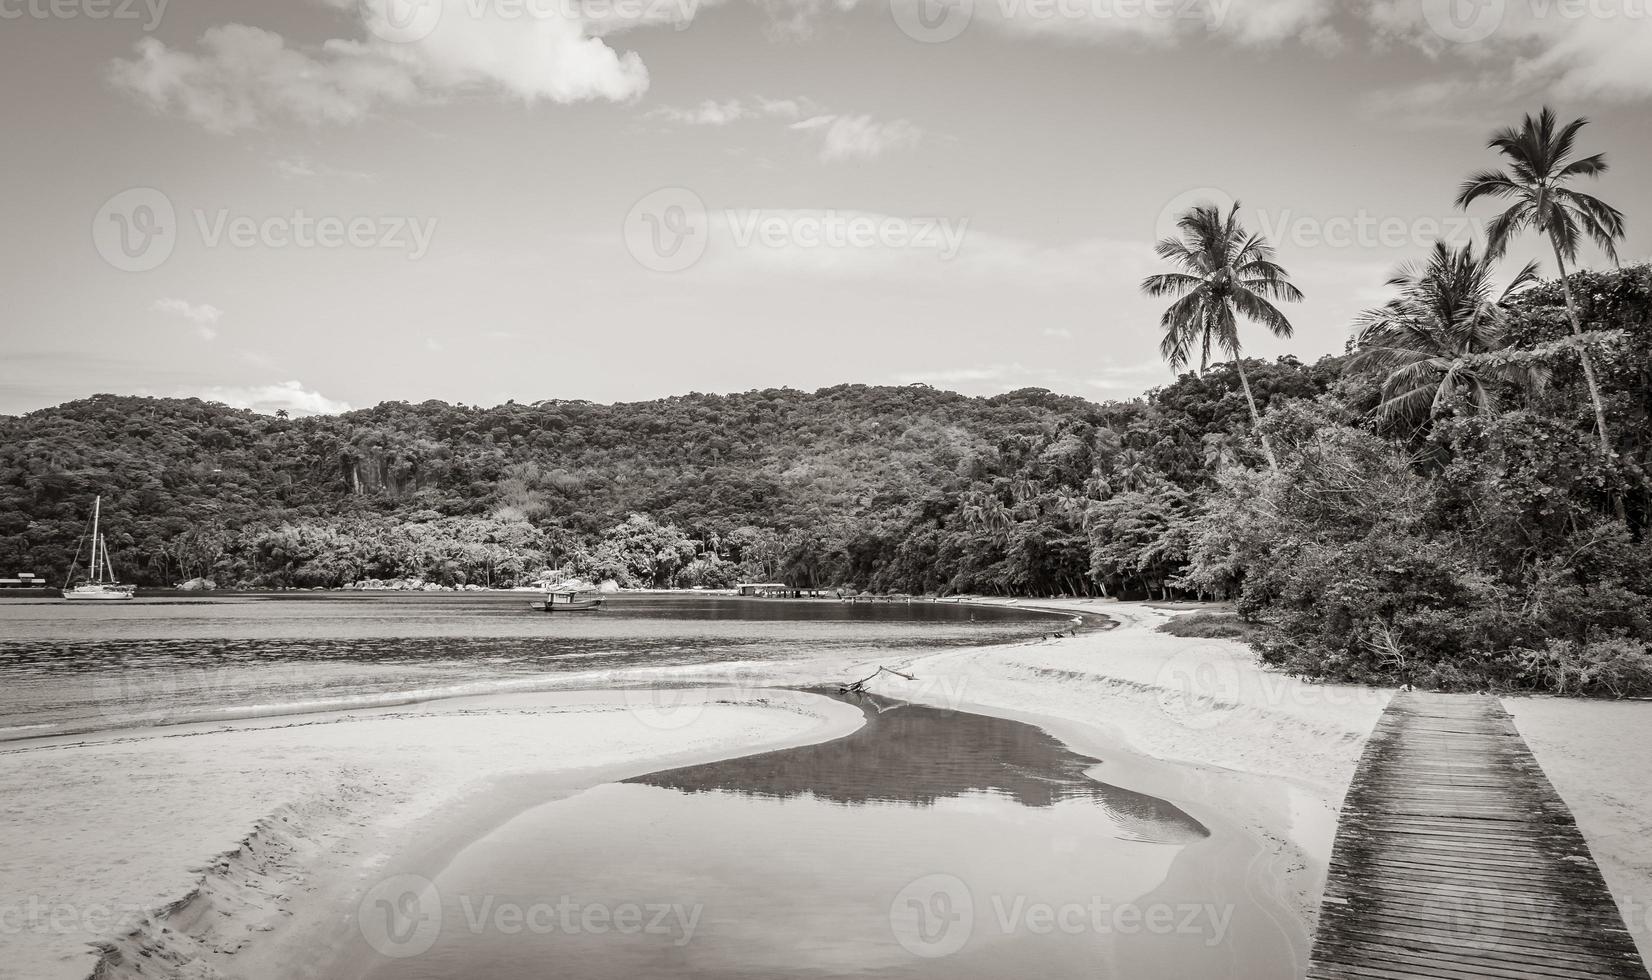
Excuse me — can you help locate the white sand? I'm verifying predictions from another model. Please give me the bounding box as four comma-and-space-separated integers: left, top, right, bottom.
0, 688, 864, 980
1504, 695, 1652, 961
5, 602, 1644, 979
864, 600, 1393, 922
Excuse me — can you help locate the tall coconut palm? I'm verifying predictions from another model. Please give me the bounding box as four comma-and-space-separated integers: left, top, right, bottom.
1142, 202, 1303, 471
1349, 241, 1544, 428
1455, 107, 1626, 460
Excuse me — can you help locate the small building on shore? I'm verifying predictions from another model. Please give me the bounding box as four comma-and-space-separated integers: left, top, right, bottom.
736, 583, 828, 598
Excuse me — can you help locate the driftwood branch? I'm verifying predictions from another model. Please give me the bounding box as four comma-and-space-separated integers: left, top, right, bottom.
840, 665, 917, 694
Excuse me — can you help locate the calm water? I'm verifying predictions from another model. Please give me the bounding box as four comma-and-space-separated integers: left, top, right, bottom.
346, 694, 1289, 980
0, 593, 1059, 740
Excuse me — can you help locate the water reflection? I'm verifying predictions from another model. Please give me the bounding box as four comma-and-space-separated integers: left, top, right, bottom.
360, 695, 1218, 980
0, 596, 1056, 739
634, 691, 1208, 843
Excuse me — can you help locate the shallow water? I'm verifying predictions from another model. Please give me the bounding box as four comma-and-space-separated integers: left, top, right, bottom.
351, 693, 1255, 980
0, 593, 1059, 740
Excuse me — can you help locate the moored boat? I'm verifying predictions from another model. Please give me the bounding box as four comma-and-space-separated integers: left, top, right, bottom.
528, 578, 605, 612
62, 496, 137, 601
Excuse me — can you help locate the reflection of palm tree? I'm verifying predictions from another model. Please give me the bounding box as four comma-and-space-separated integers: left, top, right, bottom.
1143, 202, 1303, 471
1456, 107, 1625, 458
1350, 241, 1544, 427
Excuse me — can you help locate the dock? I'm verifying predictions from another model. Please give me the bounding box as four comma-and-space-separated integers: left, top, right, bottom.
1307, 690, 1649, 980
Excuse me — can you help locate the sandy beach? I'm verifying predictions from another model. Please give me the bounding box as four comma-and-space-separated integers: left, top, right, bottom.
1505, 695, 1652, 960
0, 689, 865, 980
3, 600, 1648, 979
864, 600, 1652, 966
864, 602, 1392, 926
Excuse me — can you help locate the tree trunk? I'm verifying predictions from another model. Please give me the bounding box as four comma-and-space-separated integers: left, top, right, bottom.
1550, 243, 1624, 521
1551, 244, 1614, 457
1232, 356, 1280, 471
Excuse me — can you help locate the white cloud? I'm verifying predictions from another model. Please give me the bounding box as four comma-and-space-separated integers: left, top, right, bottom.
1364, 0, 1652, 103
678, 208, 1152, 288
274, 156, 377, 181
152, 298, 224, 340
186, 380, 353, 416
647, 95, 812, 126
881, 0, 1339, 47
790, 114, 923, 161
108, 0, 654, 132
1042, 327, 1073, 339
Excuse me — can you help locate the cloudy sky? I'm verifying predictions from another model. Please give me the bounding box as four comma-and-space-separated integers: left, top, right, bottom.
2, 0, 1649, 416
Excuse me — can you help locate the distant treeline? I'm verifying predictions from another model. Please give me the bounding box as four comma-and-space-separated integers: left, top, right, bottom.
4, 266, 1650, 693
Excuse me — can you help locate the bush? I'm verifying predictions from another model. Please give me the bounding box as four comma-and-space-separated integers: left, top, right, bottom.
1515, 637, 1652, 698
1156, 611, 1260, 641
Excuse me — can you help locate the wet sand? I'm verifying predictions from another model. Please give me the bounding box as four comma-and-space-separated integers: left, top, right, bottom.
19, 600, 1646, 980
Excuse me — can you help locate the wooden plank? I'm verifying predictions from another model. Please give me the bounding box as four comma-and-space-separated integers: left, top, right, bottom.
1305, 691, 1649, 980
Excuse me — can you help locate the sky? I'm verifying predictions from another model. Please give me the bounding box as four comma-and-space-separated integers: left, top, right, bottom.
2, 0, 1650, 416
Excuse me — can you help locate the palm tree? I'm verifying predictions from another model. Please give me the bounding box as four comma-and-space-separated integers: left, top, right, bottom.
1143, 202, 1303, 471
1455, 107, 1626, 460
1349, 241, 1545, 428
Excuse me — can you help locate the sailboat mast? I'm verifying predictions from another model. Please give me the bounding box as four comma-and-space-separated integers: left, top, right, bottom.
90, 496, 102, 584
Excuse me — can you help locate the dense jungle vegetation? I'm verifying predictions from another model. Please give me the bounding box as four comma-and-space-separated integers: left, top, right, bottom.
4, 110, 1648, 695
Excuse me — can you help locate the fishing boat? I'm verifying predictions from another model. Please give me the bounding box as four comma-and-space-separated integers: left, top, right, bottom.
529, 579, 605, 612
63, 496, 137, 601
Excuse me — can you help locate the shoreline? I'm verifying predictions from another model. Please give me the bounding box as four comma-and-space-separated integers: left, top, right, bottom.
8, 599, 1646, 978
862, 602, 1391, 929
0, 689, 865, 980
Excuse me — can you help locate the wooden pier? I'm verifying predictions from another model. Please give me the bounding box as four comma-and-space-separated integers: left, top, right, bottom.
1307, 690, 1649, 980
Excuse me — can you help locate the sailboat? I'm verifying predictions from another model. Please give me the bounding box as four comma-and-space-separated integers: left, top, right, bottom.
62, 496, 137, 601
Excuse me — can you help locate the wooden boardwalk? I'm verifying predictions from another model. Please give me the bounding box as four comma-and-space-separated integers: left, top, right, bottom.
1307, 691, 1649, 980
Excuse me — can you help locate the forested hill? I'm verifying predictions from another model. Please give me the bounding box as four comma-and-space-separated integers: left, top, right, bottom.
4, 265, 1651, 694
0, 364, 1335, 595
